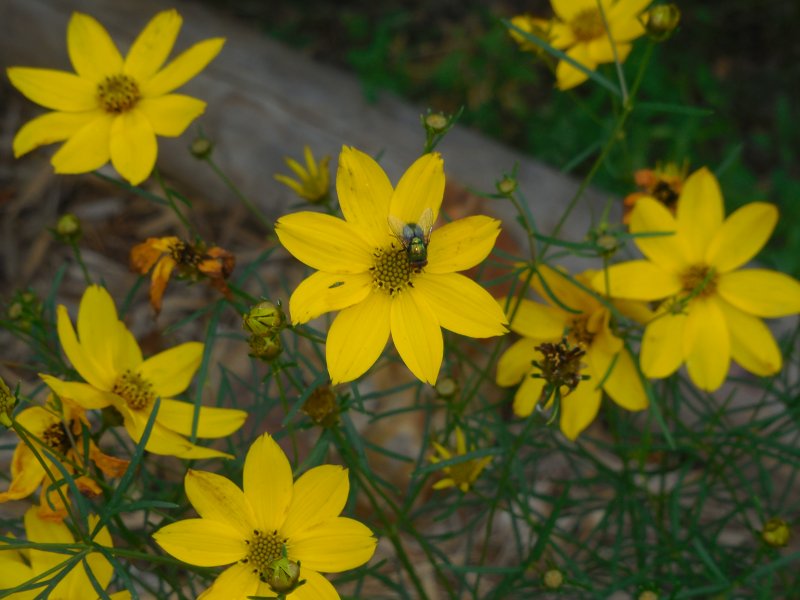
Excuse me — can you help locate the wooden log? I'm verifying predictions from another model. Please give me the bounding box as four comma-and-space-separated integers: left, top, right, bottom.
0, 0, 609, 243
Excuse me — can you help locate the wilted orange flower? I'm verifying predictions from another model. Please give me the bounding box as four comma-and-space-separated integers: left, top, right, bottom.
623, 161, 688, 223
131, 236, 235, 314
0, 396, 128, 522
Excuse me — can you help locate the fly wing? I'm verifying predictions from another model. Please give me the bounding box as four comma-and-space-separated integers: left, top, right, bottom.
417, 208, 435, 243
388, 215, 408, 240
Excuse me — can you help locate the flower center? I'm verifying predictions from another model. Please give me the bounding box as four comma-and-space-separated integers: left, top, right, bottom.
112, 370, 156, 411
568, 316, 594, 346
370, 245, 418, 296
570, 9, 605, 42
533, 338, 588, 396
242, 529, 287, 582
42, 422, 69, 454
680, 264, 717, 298
97, 74, 141, 113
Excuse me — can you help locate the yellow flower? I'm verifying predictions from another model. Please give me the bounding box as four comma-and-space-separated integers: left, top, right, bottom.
7, 10, 224, 185
508, 14, 554, 55
549, 0, 650, 90
276, 147, 508, 384
593, 167, 800, 391
0, 507, 130, 599
40, 285, 246, 459
275, 145, 331, 203
429, 427, 492, 493
153, 433, 377, 600
0, 397, 128, 522
130, 236, 236, 314
496, 265, 648, 440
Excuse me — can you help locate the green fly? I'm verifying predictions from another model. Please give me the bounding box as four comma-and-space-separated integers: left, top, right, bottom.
388, 208, 434, 268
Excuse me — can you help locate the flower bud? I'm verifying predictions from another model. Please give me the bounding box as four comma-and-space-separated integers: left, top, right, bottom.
496, 176, 518, 197
644, 4, 680, 41
243, 301, 286, 336
190, 137, 214, 160
638, 591, 658, 600
55, 213, 82, 243
0, 377, 16, 428
424, 112, 449, 133
543, 568, 563, 589
302, 385, 339, 427
761, 517, 790, 548
435, 377, 459, 400
266, 556, 302, 594
248, 333, 283, 362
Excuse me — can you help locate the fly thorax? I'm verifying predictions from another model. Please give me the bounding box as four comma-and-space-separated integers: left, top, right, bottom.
112, 370, 156, 411
97, 74, 141, 113
370, 245, 418, 296
680, 264, 717, 298
242, 529, 288, 583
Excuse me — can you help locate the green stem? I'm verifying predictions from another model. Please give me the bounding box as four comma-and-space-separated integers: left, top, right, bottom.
68, 240, 92, 285
203, 156, 273, 231
153, 168, 196, 236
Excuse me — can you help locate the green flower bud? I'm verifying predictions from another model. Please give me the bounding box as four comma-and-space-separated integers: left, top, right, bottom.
266, 556, 302, 595
761, 517, 791, 548
644, 4, 680, 41
55, 213, 82, 243
0, 377, 16, 429
243, 301, 286, 336
190, 137, 214, 160
543, 568, 563, 589
249, 333, 283, 362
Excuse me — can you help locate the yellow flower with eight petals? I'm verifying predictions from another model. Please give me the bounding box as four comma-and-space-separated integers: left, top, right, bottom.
41, 285, 246, 459
592, 167, 800, 391
496, 265, 648, 440
276, 146, 508, 385
549, 0, 650, 90
0, 397, 128, 522
274, 145, 331, 203
429, 426, 493, 493
7, 10, 224, 185
153, 432, 377, 600
0, 507, 130, 599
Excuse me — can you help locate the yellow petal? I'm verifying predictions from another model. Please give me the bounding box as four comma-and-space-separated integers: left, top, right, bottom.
497, 338, 536, 387
413, 272, 507, 337
587, 38, 632, 64
51, 114, 114, 175
559, 381, 602, 441
425, 216, 501, 274
326, 292, 391, 384
122, 406, 232, 459
592, 261, 681, 300
336, 146, 394, 247
676, 168, 724, 263
137, 94, 205, 136
292, 569, 339, 600
185, 469, 254, 538
12, 110, 100, 158
67, 13, 122, 81
551, 0, 596, 21
532, 265, 597, 313
282, 465, 349, 538
594, 347, 648, 411
0, 444, 45, 502
243, 433, 293, 534
109, 109, 157, 185
556, 44, 595, 91
289, 271, 372, 325
55, 302, 115, 390
288, 517, 376, 572
197, 563, 260, 600
717, 269, 800, 318
608, 0, 650, 40
7, 67, 97, 111
124, 10, 181, 82
389, 152, 445, 225
77, 285, 129, 384
549, 21, 575, 49
157, 399, 246, 439
629, 196, 689, 272
640, 310, 687, 379
391, 290, 443, 384
141, 37, 225, 97
705, 202, 777, 273
40, 375, 116, 409
275, 212, 374, 273
683, 298, 730, 392
717, 299, 782, 377
513, 374, 547, 418
138, 342, 202, 397
501, 297, 566, 339
153, 518, 246, 566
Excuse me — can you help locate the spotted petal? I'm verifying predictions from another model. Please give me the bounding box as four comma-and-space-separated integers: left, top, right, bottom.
289, 271, 373, 324
124, 10, 182, 82
425, 216, 500, 274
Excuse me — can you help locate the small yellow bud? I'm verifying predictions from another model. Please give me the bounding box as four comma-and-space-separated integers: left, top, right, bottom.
248, 333, 282, 361
266, 556, 302, 594
424, 112, 449, 133
55, 213, 82, 243
190, 137, 214, 159
761, 517, 791, 548
644, 4, 681, 41
496, 176, 518, 197
542, 568, 563, 589
435, 377, 459, 399
302, 385, 339, 427
243, 301, 286, 336
0, 377, 16, 428
638, 591, 658, 600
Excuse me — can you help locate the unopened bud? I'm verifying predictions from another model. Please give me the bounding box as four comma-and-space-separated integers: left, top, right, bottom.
761, 517, 790, 548
543, 568, 563, 589
190, 137, 214, 160
249, 333, 282, 361
424, 113, 448, 133
644, 4, 680, 41
0, 377, 16, 428
266, 556, 302, 594
496, 176, 518, 197
302, 385, 339, 427
638, 591, 658, 600
435, 377, 458, 399
55, 213, 82, 243
243, 301, 286, 336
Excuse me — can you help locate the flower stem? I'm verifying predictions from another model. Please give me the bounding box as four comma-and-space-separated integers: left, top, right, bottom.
202, 156, 273, 232
68, 240, 92, 285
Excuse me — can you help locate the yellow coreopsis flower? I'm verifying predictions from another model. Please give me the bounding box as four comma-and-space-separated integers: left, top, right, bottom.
496, 265, 648, 440
549, 0, 650, 90
0, 507, 130, 599
153, 432, 377, 600
276, 146, 508, 385
41, 285, 246, 459
274, 145, 332, 203
0, 397, 128, 522
429, 426, 492, 493
7, 10, 224, 185
592, 167, 800, 391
